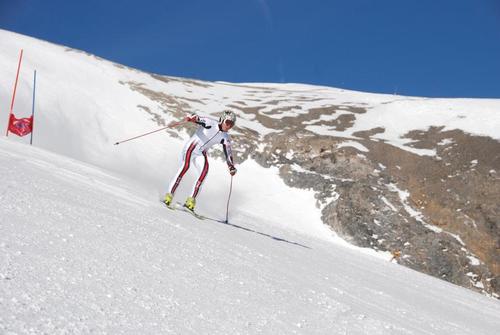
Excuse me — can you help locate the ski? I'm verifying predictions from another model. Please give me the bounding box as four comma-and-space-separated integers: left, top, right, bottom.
162, 200, 227, 222
174, 202, 207, 220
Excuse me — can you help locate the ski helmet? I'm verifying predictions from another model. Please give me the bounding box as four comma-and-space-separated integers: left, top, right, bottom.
219, 110, 236, 126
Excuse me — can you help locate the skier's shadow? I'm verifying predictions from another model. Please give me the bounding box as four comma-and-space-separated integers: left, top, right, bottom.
206, 217, 311, 249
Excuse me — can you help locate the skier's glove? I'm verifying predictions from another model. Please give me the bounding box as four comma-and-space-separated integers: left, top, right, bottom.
185, 114, 199, 123
229, 165, 237, 176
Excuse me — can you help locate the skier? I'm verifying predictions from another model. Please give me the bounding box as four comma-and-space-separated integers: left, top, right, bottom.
163, 110, 237, 211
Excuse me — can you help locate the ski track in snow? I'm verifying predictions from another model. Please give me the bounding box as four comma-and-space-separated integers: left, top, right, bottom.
1, 140, 500, 334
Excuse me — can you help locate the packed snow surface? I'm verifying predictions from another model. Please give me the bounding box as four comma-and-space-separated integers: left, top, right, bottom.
1, 139, 500, 334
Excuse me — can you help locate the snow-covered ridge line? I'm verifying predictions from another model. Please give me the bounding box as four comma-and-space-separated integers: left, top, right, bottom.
2, 29, 500, 152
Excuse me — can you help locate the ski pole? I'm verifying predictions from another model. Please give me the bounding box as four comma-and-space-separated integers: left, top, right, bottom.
114, 120, 186, 145
225, 175, 233, 223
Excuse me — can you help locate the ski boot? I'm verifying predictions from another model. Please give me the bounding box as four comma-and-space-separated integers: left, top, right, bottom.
163, 193, 173, 207
184, 196, 196, 211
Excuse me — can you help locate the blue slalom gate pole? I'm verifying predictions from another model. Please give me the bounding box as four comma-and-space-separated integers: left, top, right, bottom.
30, 70, 36, 145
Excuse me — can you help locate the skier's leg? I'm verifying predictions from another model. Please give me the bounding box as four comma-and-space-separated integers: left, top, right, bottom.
185, 151, 209, 210
167, 141, 197, 196
190, 151, 209, 199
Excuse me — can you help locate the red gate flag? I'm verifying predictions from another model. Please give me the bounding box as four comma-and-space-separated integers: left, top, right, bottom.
8, 114, 34, 137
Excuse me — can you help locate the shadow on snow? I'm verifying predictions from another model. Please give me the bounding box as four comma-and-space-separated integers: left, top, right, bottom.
205, 217, 311, 249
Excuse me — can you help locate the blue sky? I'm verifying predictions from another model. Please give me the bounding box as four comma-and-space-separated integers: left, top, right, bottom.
1, 0, 500, 98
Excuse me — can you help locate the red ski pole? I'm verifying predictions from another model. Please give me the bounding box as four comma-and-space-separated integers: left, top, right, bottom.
114, 120, 186, 145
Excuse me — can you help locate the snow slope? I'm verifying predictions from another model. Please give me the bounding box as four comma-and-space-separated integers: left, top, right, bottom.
0, 29, 340, 243
2, 28, 499, 244
1, 29, 500, 333
1, 138, 500, 334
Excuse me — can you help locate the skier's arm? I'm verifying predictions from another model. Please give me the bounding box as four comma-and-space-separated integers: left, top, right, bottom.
184, 114, 211, 128
168, 114, 199, 128
222, 138, 237, 176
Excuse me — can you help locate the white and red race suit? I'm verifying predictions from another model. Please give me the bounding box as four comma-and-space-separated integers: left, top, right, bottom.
168, 115, 235, 199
